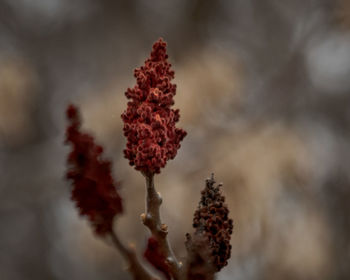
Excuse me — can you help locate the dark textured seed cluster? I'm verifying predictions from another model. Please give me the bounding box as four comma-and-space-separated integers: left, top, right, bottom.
192, 174, 233, 271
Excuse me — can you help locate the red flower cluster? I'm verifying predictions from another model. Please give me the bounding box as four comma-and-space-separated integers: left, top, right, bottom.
121, 38, 187, 175
189, 174, 233, 272
65, 104, 123, 236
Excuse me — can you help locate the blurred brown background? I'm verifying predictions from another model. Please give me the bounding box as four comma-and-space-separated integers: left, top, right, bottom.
1, 0, 350, 279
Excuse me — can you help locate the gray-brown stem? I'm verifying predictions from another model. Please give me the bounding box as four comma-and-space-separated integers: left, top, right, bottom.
110, 229, 159, 280
141, 174, 182, 280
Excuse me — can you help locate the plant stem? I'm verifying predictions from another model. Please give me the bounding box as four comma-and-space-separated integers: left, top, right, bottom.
110, 229, 159, 280
142, 174, 182, 280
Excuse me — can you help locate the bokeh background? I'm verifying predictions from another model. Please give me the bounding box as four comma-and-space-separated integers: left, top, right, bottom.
1, 0, 350, 279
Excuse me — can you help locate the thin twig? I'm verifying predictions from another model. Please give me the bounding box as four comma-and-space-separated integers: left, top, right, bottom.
141, 174, 182, 280
110, 228, 159, 280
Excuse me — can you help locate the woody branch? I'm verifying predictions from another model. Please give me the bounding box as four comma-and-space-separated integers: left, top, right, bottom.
110, 229, 159, 280
141, 173, 182, 280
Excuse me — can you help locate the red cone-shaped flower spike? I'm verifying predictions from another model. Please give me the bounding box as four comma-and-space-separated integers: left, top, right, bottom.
65, 104, 123, 236
121, 38, 186, 175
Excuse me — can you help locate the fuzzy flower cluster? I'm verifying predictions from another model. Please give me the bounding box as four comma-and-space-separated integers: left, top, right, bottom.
65, 104, 123, 236
121, 38, 187, 175
190, 174, 233, 271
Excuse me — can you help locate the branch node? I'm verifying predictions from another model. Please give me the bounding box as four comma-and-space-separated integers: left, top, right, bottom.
129, 242, 136, 250
140, 213, 146, 223
160, 223, 168, 232
157, 192, 163, 204
166, 256, 175, 265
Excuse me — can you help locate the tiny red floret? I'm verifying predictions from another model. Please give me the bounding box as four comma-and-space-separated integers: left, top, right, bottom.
121, 38, 187, 175
65, 104, 123, 236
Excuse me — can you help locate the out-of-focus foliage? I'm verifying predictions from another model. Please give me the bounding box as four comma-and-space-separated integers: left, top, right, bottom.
0, 0, 350, 279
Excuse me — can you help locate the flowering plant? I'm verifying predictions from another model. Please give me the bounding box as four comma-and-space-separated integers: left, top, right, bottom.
65, 38, 233, 280
121, 39, 186, 175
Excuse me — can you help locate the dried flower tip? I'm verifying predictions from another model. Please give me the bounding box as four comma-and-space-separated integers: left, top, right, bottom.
190, 174, 233, 272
